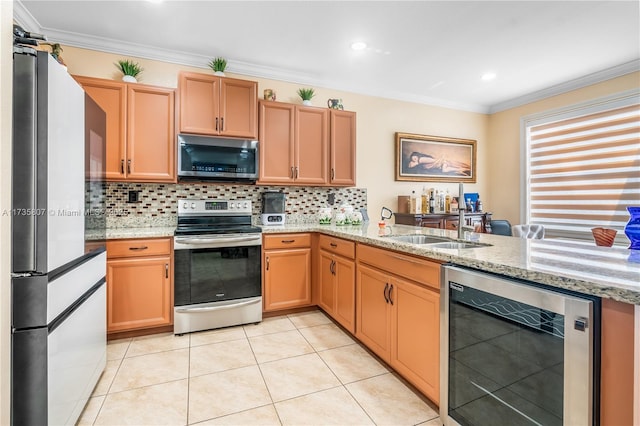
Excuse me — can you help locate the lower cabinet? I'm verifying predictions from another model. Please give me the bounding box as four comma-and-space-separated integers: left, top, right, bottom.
263, 233, 312, 311
318, 235, 356, 333
106, 238, 173, 333
356, 244, 441, 404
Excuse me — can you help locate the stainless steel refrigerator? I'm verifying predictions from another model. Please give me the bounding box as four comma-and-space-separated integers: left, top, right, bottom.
11, 47, 107, 425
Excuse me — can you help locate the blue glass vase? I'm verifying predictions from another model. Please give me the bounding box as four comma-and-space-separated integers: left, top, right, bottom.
624, 206, 640, 250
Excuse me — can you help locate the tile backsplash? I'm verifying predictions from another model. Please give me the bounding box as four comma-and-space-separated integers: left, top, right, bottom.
106, 182, 367, 228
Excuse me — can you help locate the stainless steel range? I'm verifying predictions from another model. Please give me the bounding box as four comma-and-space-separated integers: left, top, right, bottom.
173, 199, 262, 335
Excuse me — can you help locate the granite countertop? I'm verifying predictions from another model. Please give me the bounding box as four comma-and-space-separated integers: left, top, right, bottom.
261, 223, 640, 305
105, 226, 177, 239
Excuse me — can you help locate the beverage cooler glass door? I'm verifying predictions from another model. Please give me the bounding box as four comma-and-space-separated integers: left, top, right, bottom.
440, 266, 599, 426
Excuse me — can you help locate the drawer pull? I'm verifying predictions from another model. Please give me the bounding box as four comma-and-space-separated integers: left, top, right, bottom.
281, 239, 295, 244
128, 246, 148, 251
330, 243, 338, 248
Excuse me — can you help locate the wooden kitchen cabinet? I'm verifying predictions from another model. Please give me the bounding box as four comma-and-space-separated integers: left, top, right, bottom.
258, 101, 328, 185
178, 71, 257, 139
329, 110, 356, 186
262, 233, 312, 311
318, 235, 356, 333
106, 238, 173, 333
356, 243, 441, 404
75, 76, 176, 182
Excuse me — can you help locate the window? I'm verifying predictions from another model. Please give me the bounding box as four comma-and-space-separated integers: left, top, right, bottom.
522, 91, 640, 244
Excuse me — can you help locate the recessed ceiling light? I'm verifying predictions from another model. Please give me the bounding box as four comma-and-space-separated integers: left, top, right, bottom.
351, 42, 367, 51
481, 72, 496, 81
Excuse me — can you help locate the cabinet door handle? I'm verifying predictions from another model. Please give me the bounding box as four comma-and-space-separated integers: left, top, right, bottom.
383, 283, 389, 303
330, 259, 336, 275
221, 117, 224, 131
330, 242, 338, 248
331, 168, 335, 180
127, 159, 131, 174
295, 167, 299, 179
120, 159, 125, 174
266, 256, 269, 271
281, 239, 295, 244
128, 246, 148, 251
215, 117, 219, 131
389, 284, 394, 305
290, 166, 294, 179
165, 263, 169, 279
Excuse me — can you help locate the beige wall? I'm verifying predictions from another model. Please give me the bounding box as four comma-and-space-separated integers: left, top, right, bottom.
487, 72, 640, 224
62, 46, 489, 221
1, 2, 13, 424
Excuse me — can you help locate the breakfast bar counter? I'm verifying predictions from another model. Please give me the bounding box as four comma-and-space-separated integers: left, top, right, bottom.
261, 223, 640, 305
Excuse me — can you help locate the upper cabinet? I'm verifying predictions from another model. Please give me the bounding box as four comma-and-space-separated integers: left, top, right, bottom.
329, 110, 356, 186
75, 76, 176, 183
178, 72, 258, 139
258, 100, 356, 186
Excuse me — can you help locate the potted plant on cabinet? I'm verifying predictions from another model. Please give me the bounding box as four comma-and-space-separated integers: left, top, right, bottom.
115, 59, 143, 83
208, 57, 227, 76
297, 88, 315, 106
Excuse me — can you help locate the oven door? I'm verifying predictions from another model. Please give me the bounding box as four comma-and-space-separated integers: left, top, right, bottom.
174, 234, 262, 306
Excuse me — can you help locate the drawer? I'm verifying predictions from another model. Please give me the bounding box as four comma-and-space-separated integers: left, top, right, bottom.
263, 233, 311, 250
357, 244, 441, 290
107, 238, 172, 259
319, 235, 355, 259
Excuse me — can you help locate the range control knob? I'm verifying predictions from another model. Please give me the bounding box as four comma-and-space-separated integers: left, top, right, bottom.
243, 202, 249, 209
191, 202, 196, 209
182, 202, 188, 209
230, 203, 235, 209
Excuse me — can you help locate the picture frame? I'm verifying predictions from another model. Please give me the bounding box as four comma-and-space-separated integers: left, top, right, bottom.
395, 132, 477, 183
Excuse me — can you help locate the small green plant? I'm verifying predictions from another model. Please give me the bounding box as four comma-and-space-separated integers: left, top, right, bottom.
208, 57, 227, 73
297, 88, 315, 101
115, 59, 143, 77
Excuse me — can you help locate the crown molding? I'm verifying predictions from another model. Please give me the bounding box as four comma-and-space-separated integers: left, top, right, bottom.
15, 0, 636, 116
488, 59, 640, 114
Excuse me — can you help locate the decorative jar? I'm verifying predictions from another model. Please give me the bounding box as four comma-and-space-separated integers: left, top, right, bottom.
624, 206, 640, 250
335, 212, 347, 226
350, 211, 363, 225
318, 207, 332, 225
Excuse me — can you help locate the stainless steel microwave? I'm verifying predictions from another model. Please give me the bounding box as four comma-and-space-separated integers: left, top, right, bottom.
177, 134, 259, 182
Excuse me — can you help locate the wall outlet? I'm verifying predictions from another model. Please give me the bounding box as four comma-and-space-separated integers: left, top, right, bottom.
128, 190, 140, 203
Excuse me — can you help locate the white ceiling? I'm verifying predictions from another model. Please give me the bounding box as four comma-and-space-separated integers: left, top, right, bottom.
14, 0, 640, 113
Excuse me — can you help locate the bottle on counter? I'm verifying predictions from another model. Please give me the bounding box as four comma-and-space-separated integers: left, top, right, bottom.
434, 190, 440, 213
476, 197, 483, 212
451, 196, 458, 213
445, 190, 451, 213
429, 189, 435, 213
421, 186, 428, 214
412, 190, 422, 214
440, 191, 445, 213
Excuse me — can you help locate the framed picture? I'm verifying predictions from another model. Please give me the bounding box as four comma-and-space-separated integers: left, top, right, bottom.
395, 132, 476, 183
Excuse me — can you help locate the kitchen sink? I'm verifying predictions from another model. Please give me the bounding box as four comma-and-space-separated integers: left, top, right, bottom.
387, 235, 450, 244
426, 241, 490, 249
386, 234, 491, 249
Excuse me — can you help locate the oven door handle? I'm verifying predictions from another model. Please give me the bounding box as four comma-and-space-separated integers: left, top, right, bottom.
174, 235, 262, 248
175, 298, 261, 314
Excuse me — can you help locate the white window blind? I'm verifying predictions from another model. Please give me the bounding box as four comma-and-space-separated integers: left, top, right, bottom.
525, 96, 640, 243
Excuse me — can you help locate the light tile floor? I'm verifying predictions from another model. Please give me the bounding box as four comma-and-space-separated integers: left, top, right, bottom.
78, 310, 441, 425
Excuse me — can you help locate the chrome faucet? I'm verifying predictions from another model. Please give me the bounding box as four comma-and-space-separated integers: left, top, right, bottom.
458, 203, 465, 239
